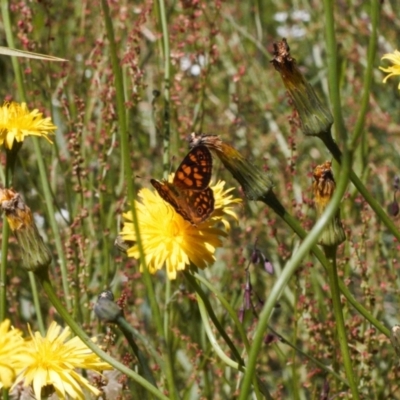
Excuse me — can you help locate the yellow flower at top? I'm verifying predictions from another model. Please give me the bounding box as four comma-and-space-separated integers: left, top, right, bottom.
0, 319, 26, 389
0, 102, 56, 149
120, 179, 241, 280
14, 321, 112, 400
380, 50, 400, 89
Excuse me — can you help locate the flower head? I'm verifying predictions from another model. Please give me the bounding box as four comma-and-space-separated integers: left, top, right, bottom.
0, 319, 26, 389
271, 39, 333, 136
312, 161, 345, 247
0, 188, 52, 272
14, 322, 112, 400
380, 50, 400, 89
120, 179, 241, 280
0, 102, 56, 149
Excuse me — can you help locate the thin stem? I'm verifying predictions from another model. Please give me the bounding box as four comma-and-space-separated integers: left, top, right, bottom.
184, 271, 243, 365
28, 272, 45, 335
0, 221, 9, 322
100, 1, 178, 397
262, 191, 390, 337
156, 0, 171, 176
193, 272, 251, 352
1, 0, 71, 312
350, 0, 381, 148
324, 246, 359, 397
323, 0, 347, 143
32, 138, 71, 310
193, 287, 267, 400
238, 131, 353, 400
320, 133, 400, 244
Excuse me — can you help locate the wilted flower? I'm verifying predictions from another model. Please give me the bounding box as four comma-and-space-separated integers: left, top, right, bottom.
0, 188, 52, 272
0, 102, 56, 149
120, 179, 240, 280
312, 161, 345, 247
0, 319, 25, 389
14, 322, 112, 400
271, 39, 333, 136
380, 50, 400, 89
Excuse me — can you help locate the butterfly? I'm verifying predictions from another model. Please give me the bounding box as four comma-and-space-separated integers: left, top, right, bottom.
150, 145, 215, 225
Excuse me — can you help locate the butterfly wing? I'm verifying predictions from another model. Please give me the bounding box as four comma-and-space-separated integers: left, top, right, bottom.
173, 145, 213, 191
150, 179, 194, 223
183, 187, 215, 224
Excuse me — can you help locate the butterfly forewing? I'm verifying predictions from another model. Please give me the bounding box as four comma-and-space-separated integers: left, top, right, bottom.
173, 145, 212, 191
151, 145, 215, 225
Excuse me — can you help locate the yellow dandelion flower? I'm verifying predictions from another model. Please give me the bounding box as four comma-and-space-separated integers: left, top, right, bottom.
120, 179, 241, 280
380, 50, 400, 89
0, 102, 56, 149
0, 319, 25, 389
14, 322, 112, 400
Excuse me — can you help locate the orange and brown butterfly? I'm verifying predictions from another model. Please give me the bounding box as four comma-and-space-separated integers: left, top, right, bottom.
150, 145, 215, 225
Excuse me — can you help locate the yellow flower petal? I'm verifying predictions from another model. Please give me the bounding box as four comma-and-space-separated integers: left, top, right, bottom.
0, 102, 56, 149
0, 319, 25, 389
380, 50, 400, 88
13, 321, 112, 399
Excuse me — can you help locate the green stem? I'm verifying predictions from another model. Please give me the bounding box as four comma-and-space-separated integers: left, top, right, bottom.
262, 191, 390, 337
184, 271, 243, 365
324, 246, 359, 397
1, 0, 71, 312
238, 130, 353, 399
0, 221, 9, 322
350, 0, 381, 148
32, 138, 72, 310
28, 272, 45, 335
193, 272, 251, 352
323, 0, 346, 143
193, 287, 267, 400
37, 268, 168, 400
100, 1, 178, 397
156, 0, 171, 174
320, 133, 400, 244
116, 316, 158, 390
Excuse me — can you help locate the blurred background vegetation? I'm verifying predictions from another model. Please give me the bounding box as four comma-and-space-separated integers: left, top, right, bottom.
2, 0, 400, 398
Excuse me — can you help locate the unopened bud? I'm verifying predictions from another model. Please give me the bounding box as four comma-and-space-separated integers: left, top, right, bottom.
94, 290, 123, 322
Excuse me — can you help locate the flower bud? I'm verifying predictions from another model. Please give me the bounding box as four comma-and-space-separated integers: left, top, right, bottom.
94, 290, 123, 322
271, 39, 333, 137
0, 188, 52, 272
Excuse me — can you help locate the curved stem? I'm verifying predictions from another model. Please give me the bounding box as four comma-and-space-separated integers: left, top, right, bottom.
239, 137, 353, 399
193, 272, 251, 352
262, 191, 390, 337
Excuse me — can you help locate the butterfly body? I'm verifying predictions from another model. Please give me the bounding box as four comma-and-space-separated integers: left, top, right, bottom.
151, 145, 215, 225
